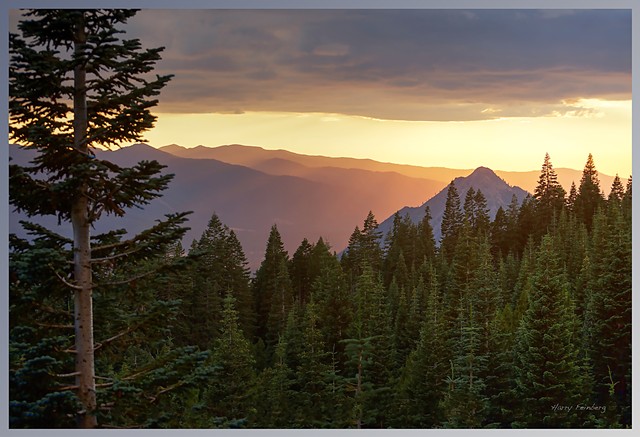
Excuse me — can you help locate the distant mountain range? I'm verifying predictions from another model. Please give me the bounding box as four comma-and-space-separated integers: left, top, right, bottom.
9, 143, 625, 271
160, 144, 626, 196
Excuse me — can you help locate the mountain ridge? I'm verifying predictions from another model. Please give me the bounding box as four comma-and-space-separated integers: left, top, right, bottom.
10, 143, 626, 270
377, 165, 530, 244
159, 143, 626, 195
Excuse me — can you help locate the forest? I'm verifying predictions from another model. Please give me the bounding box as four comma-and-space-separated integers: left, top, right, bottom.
9, 152, 632, 429
8, 9, 631, 429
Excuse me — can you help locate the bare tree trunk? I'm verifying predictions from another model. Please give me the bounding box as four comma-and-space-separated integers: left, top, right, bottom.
72, 12, 97, 429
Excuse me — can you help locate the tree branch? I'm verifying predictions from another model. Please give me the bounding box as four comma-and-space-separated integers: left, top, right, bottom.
97, 269, 157, 287
56, 371, 81, 378
37, 323, 74, 329
94, 325, 135, 351
49, 264, 83, 290
148, 381, 185, 403
33, 302, 72, 317
90, 248, 140, 264
54, 384, 79, 392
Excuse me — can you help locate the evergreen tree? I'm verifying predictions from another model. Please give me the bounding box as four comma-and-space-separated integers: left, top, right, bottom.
9, 9, 188, 428
512, 236, 587, 428
504, 193, 522, 255
383, 213, 416, 289
311, 247, 352, 366
490, 206, 509, 258
514, 195, 536, 257
250, 338, 296, 428
266, 258, 294, 348
484, 302, 518, 428
253, 224, 290, 346
583, 207, 631, 426
294, 299, 348, 427
607, 174, 625, 206
440, 181, 464, 262
566, 181, 578, 212
533, 153, 566, 239
622, 175, 632, 221
441, 302, 488, 428
202, 293, 255, 426
416, 206, 437, 264
290, 238, 314, 305
574, 153, 604, 231
393, 264, 447, 427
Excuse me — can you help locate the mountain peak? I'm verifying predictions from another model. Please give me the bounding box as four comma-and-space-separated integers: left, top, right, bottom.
469, 166, 495, 177
378, 165, 529, 244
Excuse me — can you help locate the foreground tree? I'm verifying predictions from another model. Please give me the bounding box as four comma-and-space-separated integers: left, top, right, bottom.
10, 9, 180, 428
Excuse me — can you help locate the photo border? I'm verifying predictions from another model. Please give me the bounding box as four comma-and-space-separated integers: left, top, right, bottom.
1, 1, 637, 435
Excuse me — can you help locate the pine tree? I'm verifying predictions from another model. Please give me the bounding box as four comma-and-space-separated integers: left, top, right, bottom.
253, 224, 290, 346
484, 302, 518, 428
441, 302, 489, 428
293, 299, 348, 427
290, 238, 314, 305
621, 175, 632, 221
250, 338, 296, 428
416, 206, 437, 264
512, 236, 587, 428
515, 195, 536, 252
533, 153, 566, 240
574, 153, 604, 231
473, 190, 491, 236
490, 206, 508, 258
393, 264, 447, 427
440, 181, 464, 263
566, 181, 578, 211
202, 293, 255, 426
607, 174, 625, 206
9, 9, 185, 428
583, 207, 631, 426
266, 258, 294, 348
311, 247, 352, 366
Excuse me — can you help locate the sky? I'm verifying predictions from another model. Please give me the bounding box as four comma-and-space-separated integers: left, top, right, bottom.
10, 8, 633, 176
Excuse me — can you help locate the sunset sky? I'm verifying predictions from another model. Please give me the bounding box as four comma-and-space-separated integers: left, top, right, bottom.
10, 8, 633, 176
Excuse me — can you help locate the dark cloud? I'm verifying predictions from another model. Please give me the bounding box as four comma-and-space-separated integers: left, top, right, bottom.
123, 9, 632, 120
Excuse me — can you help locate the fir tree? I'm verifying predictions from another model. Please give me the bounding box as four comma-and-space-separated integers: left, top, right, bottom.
512, 236, 587, 428
253, 224, 290, 346
583, 207, 631, 426
289, 238, 314, 305
416, 206, 437, 264
607, 174, 625, 206
9, 9, 186, 428
574, 153, 604, 231
393, 264, 447, 427
440, 181, 464, 263
203, 293, 256, 426
533, 153, 566, 240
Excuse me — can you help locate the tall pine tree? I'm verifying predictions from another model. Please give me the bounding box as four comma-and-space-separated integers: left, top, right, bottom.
9, 9, 186, 428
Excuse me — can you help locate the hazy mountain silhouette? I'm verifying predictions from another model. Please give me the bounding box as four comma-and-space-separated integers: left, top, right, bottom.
8, 144, 447, 270
10, 143, 624, 270
161, 144, 626, 196
160, 144, 470, 184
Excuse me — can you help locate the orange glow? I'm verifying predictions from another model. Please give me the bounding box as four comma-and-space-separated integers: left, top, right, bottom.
141, 98, 631, 177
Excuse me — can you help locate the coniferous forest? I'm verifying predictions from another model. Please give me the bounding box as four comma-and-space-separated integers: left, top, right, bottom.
8, 9, 632, 429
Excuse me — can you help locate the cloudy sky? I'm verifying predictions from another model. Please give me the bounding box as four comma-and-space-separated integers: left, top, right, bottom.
11, 8, 633, 175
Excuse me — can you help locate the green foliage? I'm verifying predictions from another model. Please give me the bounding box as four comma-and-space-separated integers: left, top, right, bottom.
253, 224, 291, 348
10, 136, 630, 429
512, 236, 589, 428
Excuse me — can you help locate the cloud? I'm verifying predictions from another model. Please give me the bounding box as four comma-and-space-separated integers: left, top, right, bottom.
119, 10, 632, 121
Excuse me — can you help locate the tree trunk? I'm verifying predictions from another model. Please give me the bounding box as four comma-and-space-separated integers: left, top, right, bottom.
72, 12, 97, 429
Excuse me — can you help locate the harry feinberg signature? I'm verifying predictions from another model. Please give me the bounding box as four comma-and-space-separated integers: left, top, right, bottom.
551, 403, 606, 414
